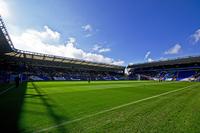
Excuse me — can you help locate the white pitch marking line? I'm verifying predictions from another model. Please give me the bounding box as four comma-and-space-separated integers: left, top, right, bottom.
0, 85, 14, 95
35, 83, 199, 133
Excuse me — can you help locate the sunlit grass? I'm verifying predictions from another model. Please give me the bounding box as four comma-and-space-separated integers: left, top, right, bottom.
0, 81, 199, 132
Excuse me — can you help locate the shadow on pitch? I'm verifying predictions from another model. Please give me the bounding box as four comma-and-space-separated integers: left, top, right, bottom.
0, 82, 27, 133
30, 82, 68, 133
0, 82, 69, 133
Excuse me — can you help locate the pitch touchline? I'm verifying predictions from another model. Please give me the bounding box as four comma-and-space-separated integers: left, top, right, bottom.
35, 83, 198, 133
0, 86, 14, 95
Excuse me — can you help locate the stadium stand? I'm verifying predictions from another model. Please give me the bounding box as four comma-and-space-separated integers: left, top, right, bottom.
0, 16, 125, 82
128, 59, 200, 81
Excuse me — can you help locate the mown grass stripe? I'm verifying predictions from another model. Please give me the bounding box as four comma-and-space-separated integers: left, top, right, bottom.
35, 83, 198, 133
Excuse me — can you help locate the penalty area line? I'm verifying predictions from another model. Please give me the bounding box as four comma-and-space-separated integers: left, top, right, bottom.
35, 83, 198, 133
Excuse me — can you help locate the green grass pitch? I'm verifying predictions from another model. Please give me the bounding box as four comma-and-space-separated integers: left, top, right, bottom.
0, 81, 200, 133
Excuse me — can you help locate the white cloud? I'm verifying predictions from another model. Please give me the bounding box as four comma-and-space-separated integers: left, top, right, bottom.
164, 43, 181, 55
85, 33, 92, 37
144, 51, 153, 62
159, 57, 168, 61
82, 24, 94, 37
10, 26, 124, 65
43, 26, 60, 40
190, 29, 200, 44
147, 58, 154, 62
82, 24, 92, 32
0, 0, 10, 18
98, 48, 111, 53
67, 37, 76, 44
92, 44, 111, 53
144, 51, 151, 59
93, 44, 102, 51
27, 25, 60, 41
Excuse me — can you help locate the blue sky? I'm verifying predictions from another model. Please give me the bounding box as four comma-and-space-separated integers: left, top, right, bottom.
1, 0, 200, 65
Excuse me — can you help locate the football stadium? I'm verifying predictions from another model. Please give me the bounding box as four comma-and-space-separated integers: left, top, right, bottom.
1, 1, 200, 133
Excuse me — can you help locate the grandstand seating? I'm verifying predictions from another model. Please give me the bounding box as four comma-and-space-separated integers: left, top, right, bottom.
129, 68, 200, 82
176, 70, 196, 81
0, 63, 125, 82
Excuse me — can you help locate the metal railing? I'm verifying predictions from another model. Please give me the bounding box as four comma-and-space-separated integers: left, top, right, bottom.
0, 15, 15, 51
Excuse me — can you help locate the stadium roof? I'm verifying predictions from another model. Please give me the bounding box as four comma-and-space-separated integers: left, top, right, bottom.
128, 56, 200, 69
0, 16, 125, 70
